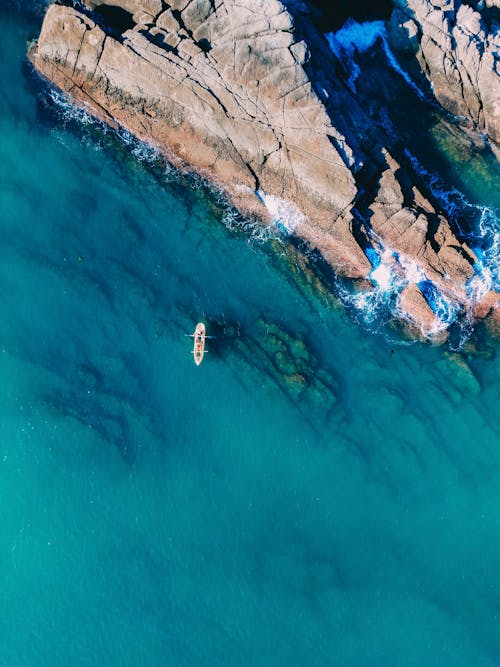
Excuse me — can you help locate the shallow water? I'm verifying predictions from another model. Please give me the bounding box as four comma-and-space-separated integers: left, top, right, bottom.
1, 5, 500, 666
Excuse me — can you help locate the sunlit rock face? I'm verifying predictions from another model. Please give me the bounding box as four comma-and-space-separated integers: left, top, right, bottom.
388, 0, 500, 159
29, 0, 498, 339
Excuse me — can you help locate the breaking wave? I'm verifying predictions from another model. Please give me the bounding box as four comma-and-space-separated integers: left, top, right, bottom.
47, 88, 171, 168
47, 88, 103, 129
405, 149, 500, 297
335, 241, 462, 338
326, 19, 427, 100
335, 151, 499, 342
321, 18, 498, 341
256, 189, 306, 235
218, 201, 282, 245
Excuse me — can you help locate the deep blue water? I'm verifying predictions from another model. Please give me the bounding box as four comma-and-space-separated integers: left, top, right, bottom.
1, 4, 500, 666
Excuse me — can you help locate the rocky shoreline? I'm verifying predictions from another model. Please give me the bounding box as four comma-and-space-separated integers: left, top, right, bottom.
388, 0, 500, 159
29, 0, 499, 340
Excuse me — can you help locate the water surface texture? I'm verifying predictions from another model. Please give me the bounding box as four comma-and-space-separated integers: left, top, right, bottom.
1, 5, 500, 666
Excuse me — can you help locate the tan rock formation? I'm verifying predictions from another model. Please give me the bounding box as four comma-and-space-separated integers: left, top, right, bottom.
474, 290, 500, 319
31, 2, 372, 279
388, 0, 500, 158
369, 151, 477, 303
399, 283, 440, 333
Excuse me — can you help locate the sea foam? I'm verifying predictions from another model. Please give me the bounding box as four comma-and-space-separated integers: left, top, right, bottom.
405, 149, 500, 299
256, 190, 307, 235
326, 19, 427, 99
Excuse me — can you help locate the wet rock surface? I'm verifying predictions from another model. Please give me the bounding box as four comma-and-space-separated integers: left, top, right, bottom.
29, 0, 499, 340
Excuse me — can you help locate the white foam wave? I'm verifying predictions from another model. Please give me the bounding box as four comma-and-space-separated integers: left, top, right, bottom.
48, 88, 103, 128
48, 87, 182, 185
337, 245, 402, 328
339, 240, 465, 337
398, 256, 426, 284
326, 19, 427, 100
118, 130, 162, 165
370, 262, 392, 291
399, 253, 459, 335
404, 149, 472, 226
339, 146, 498, 340
256, 190, 306, 235
405, 149, 500, 301
326, 18, 498, 329
474, 208, 500, 291
221, 207, 281, 245
47, 87, 281, 246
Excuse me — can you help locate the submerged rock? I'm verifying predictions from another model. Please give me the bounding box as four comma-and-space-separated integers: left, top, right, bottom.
485, 303, 500, 339
440, 351, 482, 396
251, 319, 338, 405
29, 0, 499, 340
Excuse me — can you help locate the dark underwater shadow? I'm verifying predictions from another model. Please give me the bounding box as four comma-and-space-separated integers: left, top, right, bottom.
308, 0, 393, 31
17, 331, 167, 465
3, 0, 49, 20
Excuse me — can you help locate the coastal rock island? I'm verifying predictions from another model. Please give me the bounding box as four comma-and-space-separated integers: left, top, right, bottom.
29, 0, 499, 339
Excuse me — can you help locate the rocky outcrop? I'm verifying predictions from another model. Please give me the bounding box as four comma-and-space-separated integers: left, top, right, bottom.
29, 0, 498, 339
31, 1, 373, 278
399, 283, 440, 333
388, 0, 500, 158
370, 151, 478, 296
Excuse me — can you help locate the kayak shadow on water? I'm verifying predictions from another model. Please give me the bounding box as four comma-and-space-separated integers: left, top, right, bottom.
202, 315, 241, 358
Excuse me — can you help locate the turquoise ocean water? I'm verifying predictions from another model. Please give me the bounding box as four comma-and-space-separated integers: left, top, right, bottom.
1, 4, 500, 665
